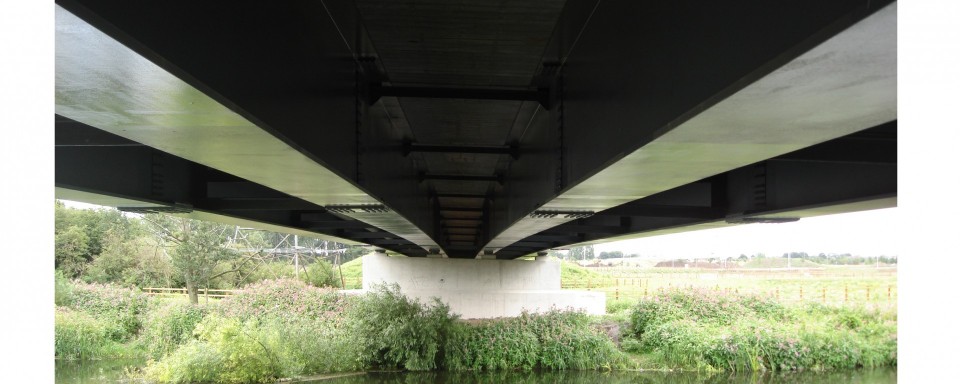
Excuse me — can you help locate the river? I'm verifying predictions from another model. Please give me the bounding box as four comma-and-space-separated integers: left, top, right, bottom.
55, 360, 896, 384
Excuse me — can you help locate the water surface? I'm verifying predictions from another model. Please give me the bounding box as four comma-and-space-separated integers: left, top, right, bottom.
55, 360, 896, 384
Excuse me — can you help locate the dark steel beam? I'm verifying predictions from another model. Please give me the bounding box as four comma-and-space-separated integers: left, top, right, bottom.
543, 224, 629, 235
525, 234, 582, 243
444, 229, 478, 235
404, 142, 519, 159
597, 205, 723, 219
366, 238, 419, 246
442, 224, 480, 229
56, 116, 145, 147
420, 173, 503, 184
303, 221, 376, 230
202, 198, 323, 211
438, 207, 484, 212
206, 182, 289, 199
338, 231, 397, 239
377, 85, 542, 102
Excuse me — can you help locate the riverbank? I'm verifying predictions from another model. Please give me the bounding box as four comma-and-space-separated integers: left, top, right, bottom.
54, 276, 896, 383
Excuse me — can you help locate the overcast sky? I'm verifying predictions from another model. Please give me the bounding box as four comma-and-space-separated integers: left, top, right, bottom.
593, 207, 899, 259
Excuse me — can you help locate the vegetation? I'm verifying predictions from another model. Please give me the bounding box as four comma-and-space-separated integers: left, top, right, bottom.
54, 201, 366, 297
741, 257, 824, 269
338, 257, 364, 288
621, 289, 897, 372
445, 310, 626, 371
52, 202, 898, 381
347, 284, 458, 371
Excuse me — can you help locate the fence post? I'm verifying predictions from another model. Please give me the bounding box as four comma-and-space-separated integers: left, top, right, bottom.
867, 287, 871, 302
888, 285, 892, 303
800, 286, 803, 301
844, 286, 848, 304
822, 287, 826, 304
616, 288, 620, 301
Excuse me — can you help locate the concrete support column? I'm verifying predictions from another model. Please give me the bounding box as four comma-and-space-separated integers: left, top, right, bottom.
360, 253, 604, 318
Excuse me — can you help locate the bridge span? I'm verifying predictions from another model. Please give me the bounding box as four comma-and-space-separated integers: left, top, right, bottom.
55, 0, 896, 261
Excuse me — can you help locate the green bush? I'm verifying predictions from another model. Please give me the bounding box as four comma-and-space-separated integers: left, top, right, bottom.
55, 307, 110, 359
217, 278, 347, 322
302, 260, 340, 288
55, 270, 73, 306
68, 281, 150, 341
145, 314, 363, 383
445, 309, 626, 372
626, 289, 897, 371
142, 301, 210, 358
347, 284, 458, 371
444, 321, 540, 371
256, 316, 362, 376
606, 299, 633, 315
145, 315, 280, 384
144, 340, 224, 384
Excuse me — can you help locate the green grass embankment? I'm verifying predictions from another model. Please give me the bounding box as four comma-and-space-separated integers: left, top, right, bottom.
619, 289, 897, 372
56, 259, 898, 382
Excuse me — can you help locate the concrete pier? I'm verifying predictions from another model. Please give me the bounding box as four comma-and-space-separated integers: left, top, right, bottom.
361, 253, 605, 319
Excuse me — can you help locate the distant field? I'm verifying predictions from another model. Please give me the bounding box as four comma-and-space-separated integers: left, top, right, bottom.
561, 261, 897, 309
268, 257, 897, 310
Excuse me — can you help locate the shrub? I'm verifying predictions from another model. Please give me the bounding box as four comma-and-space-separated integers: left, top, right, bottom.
444, 321, 540, 371
142, 301, 210, 358
302, 260, 340, 288
144, 340, 223, 384
68, 281, 150, 341
217, 279, 347, 322
145, 313, 364, 383
55, 307, 111, 359
145, 315, 280, 384
445, 309, 626, 372
55, 269, 73, 306
256, 316, 362, 377
606, 299, 633, 315
347, 283, 458, 371
626, 289, 898, 371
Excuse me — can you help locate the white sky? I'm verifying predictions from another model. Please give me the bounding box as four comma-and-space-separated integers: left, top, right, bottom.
594, 207, 900, 259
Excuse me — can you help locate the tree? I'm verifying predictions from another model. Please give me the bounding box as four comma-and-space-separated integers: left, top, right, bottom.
144, 214, 239, 304
54, 200, 143, 278
55, 225, 90, 278
86, 229, 174, 287
568, 245, 596, 261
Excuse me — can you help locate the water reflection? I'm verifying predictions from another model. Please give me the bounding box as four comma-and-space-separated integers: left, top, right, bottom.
55, 359, 145, 384
305, 369, 896, 384
54, 361, 895, 384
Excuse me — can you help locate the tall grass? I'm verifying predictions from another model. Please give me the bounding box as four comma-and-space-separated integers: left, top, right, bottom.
141, 300, 210, 358
347, 284, 458, 371
55, 307, 138, 359
68, 281, 150, 340
55, 270, 73, 306
144, 280, 362, 383
623, 289, 897, 371
445, 309, 628, 371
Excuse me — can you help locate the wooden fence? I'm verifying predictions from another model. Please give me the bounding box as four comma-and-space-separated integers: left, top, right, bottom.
142, 287, 239, 298
561, 278, 897, 307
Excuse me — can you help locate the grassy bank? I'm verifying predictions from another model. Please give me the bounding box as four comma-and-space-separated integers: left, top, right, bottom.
565, 262, 897, 308
618, 289, 897, 372
55, 273, 896, 383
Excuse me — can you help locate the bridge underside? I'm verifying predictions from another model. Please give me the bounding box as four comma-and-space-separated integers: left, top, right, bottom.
55, 0, 897, 259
